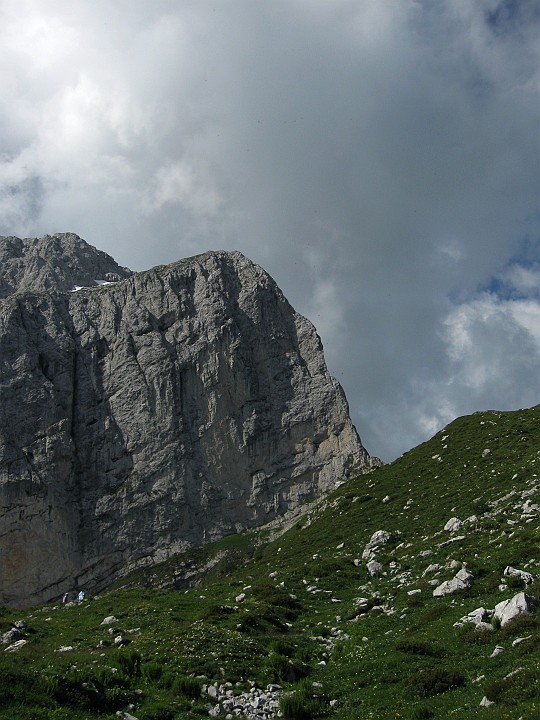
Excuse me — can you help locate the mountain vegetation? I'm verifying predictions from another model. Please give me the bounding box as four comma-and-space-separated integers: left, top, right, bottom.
1, 405, 539, 719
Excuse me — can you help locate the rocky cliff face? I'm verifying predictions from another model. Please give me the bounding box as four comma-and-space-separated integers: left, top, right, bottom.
0, 234, 372, 607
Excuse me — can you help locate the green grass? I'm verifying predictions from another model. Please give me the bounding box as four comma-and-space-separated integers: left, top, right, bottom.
1, 405, 540, 718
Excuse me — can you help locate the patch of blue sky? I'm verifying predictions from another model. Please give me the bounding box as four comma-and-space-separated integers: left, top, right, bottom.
486, 0, 521, 34
486, 0, 540, 35
479, 258, 540, 302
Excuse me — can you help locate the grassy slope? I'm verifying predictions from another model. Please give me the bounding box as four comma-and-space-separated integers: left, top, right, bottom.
1, 406, 539, 719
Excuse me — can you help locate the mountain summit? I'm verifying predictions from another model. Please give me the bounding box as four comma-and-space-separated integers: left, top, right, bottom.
0, 234, 372, 606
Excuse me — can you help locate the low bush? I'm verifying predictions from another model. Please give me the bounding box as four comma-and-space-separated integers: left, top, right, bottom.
410, 706, 435, 720
116, 648, 142, 677
279, 680, 324, 720
408, 667, 466, 697
396, 638, 444, 657
484, 668, 539, 705
172, 675, 201, 698
142, 661, 164, 682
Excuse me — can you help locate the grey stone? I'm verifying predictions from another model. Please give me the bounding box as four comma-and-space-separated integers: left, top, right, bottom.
0, 236, 372, 607
503, 566, 534, 585
362, 530, 393, 560
493, 592, 537, 627
453, 606, 491, 628
116, 712, 140, 720
367, 560, 382, 576
101, 616, 119, 625
444, 517, 462, 532
1, 628, 23, 645
433, 567, 474, 597
4, 639, 27, 652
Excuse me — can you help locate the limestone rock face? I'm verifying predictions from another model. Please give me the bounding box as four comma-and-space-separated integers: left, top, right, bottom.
0, 232, 132, 298
0, 234, 372, 606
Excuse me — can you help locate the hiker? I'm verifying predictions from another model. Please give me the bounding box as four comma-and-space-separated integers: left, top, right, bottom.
62, 593, 68, 603
78, 590, 85, 602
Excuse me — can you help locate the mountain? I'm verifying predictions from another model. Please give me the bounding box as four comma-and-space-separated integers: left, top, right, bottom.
0, 405, 538, 720
0, 232, 132, 298
0, 233, 373, 607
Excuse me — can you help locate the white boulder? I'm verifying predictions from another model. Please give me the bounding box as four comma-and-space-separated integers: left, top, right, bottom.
503, 566, 534, 585
493, 592, 537, 627
433, 567, 474, 597
444, 517, 462, 533
361, 530, 394, 560
367, 560, 383, 576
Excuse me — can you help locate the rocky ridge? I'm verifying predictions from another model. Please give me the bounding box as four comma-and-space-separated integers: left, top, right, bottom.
0, 233, 372, 607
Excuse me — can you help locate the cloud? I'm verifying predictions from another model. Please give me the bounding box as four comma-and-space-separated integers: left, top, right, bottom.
0, 0, 539, 460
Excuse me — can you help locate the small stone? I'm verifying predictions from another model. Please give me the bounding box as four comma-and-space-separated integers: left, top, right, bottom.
101, 616, 118, 625
480, 696, 495, 707
367, 560, 382, 576
490, 645, 504, 658
4, 639, 27, 652
512, 635, 532, 647
503, 566, 534, 585
444, 517, 462, 533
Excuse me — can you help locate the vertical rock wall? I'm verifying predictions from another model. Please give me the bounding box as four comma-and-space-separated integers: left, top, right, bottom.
0, 242, 371, 606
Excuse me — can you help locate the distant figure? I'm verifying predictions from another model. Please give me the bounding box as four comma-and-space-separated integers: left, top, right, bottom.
78, 590, 85, 602
62, 593, 68, 604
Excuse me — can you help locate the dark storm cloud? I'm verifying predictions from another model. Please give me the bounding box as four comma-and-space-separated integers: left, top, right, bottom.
1, 0, 539, 459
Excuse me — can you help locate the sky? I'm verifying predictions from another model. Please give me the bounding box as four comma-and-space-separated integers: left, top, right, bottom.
1, 0, 539, 461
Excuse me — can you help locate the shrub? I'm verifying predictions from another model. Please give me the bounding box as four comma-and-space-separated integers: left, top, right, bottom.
264, 653, 307, 683
484, 668, 539, 705
471, 499, 489, 515
172, 675, 201, 698
499, 613, 540, 639
139, 702, 176, 720
279, 682, 323, 720
142, 661, 164, 682
268, 638, 295, 657
506, 574, 527, 589
116, 648, 142, 677
396, 638, 444, 657
410, 707, 435, 720
408, 668, 466, 697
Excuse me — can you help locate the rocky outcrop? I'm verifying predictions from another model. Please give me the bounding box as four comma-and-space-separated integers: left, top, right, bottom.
0, 234, 371, 606
0, 232, 132, 298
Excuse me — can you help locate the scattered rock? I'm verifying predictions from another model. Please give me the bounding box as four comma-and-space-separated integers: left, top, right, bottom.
490, 645, 504, 658
480, 696, 495, 707
4, 639, 27, 652
438, 536, 466, 548
444, 517, 462, 532
367, 560, 383, 576
362, 530, 394, 560
101, 616, 119, 625
493, 592, 537, 628
503, 566, 534, 585
512, 636, 532, 647
453, 607, 491, 628
433, 567, 474, 597
1, 628, 23, 645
